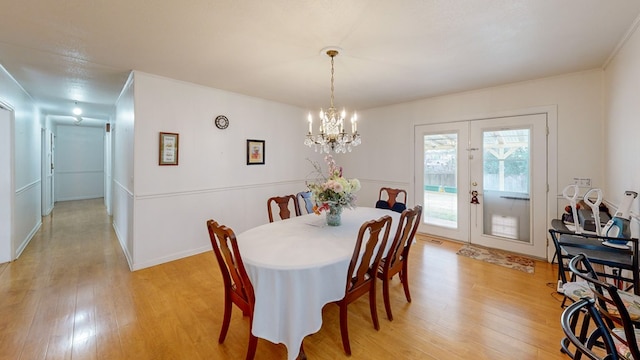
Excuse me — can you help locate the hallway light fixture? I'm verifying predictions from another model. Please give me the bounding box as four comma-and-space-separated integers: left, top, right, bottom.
72, 101, 82, 116
304, 48, 361, 154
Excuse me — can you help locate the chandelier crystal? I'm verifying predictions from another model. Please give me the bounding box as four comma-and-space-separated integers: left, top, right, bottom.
304, 49, 361, 154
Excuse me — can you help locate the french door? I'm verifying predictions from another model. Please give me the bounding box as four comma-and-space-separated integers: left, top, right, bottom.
414, 114, 548, 258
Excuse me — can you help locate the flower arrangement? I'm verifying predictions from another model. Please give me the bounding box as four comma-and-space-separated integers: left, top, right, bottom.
307, 155, 361, 215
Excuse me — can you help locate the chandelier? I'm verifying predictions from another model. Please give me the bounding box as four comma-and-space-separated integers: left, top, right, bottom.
304, 49, 361, 154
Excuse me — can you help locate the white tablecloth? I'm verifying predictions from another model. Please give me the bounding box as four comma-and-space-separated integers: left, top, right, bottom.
237, 207, 400, 360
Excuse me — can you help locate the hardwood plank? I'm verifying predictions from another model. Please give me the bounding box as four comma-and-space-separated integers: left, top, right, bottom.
0, 199, 570, 359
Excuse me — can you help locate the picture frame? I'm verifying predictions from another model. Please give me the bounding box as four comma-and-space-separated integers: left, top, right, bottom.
159, 132, 179, 166
246, 139, 265, 165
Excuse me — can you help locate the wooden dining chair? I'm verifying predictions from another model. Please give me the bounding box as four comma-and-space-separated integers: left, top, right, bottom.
569, 253, 640, 360
206, 219, 258, 360
377, 205, 422, 320
296, 191, 314, 214
375, 187, 407, 213
267, 194, 301, 222
334, 215, 393, 356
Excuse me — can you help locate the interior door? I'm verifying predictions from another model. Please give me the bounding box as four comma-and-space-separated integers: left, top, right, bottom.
41, 129, 55, 215
50, 132, 55, 205
414, 114, 548, 258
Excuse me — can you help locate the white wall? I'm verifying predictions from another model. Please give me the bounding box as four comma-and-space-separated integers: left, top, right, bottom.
603, 20, 640, 235
110, 71, 320, 270
345, 70, 603, 227
113, 69, 607, 268
54, 125, 105, 201
0, 65, 42, 261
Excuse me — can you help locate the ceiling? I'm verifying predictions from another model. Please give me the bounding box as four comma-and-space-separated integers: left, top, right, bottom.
1, 1, 640, 125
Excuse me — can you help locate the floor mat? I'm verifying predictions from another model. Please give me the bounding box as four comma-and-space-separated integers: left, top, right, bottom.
456, 244, 535, 274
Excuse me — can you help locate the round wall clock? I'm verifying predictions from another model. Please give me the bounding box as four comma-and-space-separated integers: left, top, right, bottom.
215, 115, 229, 129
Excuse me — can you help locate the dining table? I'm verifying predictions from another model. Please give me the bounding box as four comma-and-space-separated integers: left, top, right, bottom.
236, 206, 401, 360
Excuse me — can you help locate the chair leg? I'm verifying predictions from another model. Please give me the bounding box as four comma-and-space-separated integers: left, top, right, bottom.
219, 293, 233, 343
246, 315, 258, 360
401, 262, 412, 303
246, 333, 258, 360
297, 341, 307, 360
382, 276, 393, 321
339, 302, 352, 356
369, 282, 380, 331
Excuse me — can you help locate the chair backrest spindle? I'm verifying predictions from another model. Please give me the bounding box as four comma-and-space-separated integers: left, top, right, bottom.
375, 187, 407, 213
387, 205, 422, 270
267, 194, 301, 222
347, 216, 392, 291
207, 220, 254, 304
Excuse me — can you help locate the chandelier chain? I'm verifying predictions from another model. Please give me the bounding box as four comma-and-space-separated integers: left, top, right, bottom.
330, 54, 335, 109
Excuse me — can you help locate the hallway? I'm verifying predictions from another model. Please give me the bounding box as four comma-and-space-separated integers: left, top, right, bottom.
0, 199, 246, 359
0, 199, 567, 359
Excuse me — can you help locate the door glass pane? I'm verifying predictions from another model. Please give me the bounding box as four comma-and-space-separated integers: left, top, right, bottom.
482, 128, 530, 241
423, 133, 457, 228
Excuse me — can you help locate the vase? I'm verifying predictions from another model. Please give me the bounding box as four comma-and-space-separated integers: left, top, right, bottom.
326, 205, 343, 226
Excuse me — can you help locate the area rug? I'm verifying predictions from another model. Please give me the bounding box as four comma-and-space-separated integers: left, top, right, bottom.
456, 244, 535, 274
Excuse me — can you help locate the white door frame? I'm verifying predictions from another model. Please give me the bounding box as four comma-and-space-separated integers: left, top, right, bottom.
0, 102, 15, 263
412, 105, 558, 261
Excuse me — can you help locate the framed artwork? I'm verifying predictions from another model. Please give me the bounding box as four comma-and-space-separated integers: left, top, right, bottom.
246, 139, 265, 165
159, 132, 179, 165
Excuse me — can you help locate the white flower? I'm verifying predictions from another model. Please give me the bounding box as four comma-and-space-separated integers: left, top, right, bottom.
307, 157, 360, 214
350, 179, 361, 192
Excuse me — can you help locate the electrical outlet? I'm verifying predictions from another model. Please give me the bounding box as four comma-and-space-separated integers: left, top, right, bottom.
573, 177, 591, 187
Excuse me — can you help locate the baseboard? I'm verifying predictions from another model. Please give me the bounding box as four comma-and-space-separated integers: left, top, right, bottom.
14, 220, 42, 260
130, 246, 212, 271
56, 195, 104, 202
112, 221, 133, 271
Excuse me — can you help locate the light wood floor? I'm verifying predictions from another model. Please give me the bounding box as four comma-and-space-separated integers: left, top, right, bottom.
0, 199, 569, 359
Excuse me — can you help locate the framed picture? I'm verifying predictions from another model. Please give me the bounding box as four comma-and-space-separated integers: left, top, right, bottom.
247, 139, 265, 165
159, 132, 179, 165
